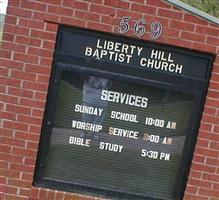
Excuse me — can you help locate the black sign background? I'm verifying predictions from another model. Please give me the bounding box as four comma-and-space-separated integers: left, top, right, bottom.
34, 26, 215, 200
57, 26, 213, 80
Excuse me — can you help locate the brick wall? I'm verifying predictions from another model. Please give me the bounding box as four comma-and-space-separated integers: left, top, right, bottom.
0, 0, 218, 200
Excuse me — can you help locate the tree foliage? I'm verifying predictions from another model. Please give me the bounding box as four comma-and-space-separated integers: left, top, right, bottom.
180, 0, 219, 17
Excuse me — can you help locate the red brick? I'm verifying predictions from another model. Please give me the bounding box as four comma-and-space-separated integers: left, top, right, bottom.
22, 173, 33, 181
1, 144, 12, 154
104, 0, 130, 9
0, 169, 20, 179
184, 14, 208, 25
0, 67, 9, 76
20, 1, 47, 11
206, 157, 219, 166
1, 185, 18, 194
17, 115, 43, 126
188, 178, 212, 188
31, 187, 39, 199
15, 36, 42, 47
192, 42, 216, 54
1, 111, 16, 121
213, 125, 219, 133
0, 94, 18, 104
8, 178, 32, 188
87, 22, 113, 33
6, 104, 31, 115
0, 176, 7, 184
25, 64, 51, 75
164, 28, 180, 37
19, 188, 31, 196
19, 98, 46, 109
205, 99, 219, 108
12, 147, 37, 158
213, 183, 219, 190
40, 57, 53, 66
3, 121, 28, 132
33, 12, 59, 22
181, 31, 205, 42
7, 7, 32, 18
210, 141, 219, 150
5, 15, 17, 25
73, 1, 89, 11
90, 4, 116, 16
59, 17, 86, 27
101, 15, 119, 26
184, 194, 208, 200
8, 86, 33, 101
147, 0, 171, 9
207, 36, 219, 46
31, 30, 57, 41
199, 123, 212, 132
199, 131, 219, 141
1, 77, 21, 87
192, 154, 205, 163
2, 42, 26, 53
0, 160, 9, 169
131, 4, 157, 15
15, 131, 39, 142
158, 8, 183, 20
14, 53, 39, 64
1, 59, 24, 70
24, 157, 36, 165
39, 188, 49, 199
207, 90, 219, 99
48, 5, 73, 16
29, 125, 41, 134
74, 10, 100, 22
170, 20, 195, 31
166, 37, 192, 49
203, 173, 219, 182
209, 81, 219, 90
4, 24, 30, 36
201, 114, 216, 124
195, 138, 209, 148
199, 188, 219, 198
34, 91, 47, 100
55, 192, 64, 200
22, 81, 48, 92
1, 49, 12, 59
45, 23, 58, 32
2, 32, 15, 42
26, 141, 39, 150
42, 40, 55, 50
32, 109, 44, 117
4, 194, 29, 200
0, 153, 23, 163
11, 70, 36, 82
191, 163, 216, 173
1, 128, 13, 138
1, 137, 25, 147
185, 185, 198, 194
28, 47, 54, 58
116, 10, 143, 20
189, 170, 202, 179
18, 18, 44, 30
196, 25, 219, 36
8, 0, 20, 7
40, 0, 62, 5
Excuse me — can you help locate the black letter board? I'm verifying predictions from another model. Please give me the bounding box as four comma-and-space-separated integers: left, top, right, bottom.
34, 26, 215, 200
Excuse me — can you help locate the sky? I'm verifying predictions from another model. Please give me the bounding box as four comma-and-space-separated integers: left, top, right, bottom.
0, 0, 8, 15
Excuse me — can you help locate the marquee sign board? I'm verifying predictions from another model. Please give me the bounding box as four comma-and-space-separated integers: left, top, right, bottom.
34, 26, 215, 200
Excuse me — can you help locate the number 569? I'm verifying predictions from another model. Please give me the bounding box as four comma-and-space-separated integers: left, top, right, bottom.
118, 16, 162, 40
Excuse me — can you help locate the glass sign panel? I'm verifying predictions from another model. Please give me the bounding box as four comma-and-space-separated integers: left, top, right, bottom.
40, 69, 195, 200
